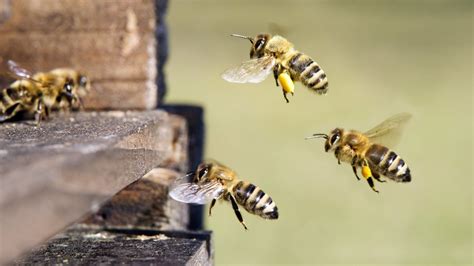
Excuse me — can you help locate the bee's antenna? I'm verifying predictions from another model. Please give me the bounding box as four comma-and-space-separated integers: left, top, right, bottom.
230, 34, 254, 45
305, 133, 328, 140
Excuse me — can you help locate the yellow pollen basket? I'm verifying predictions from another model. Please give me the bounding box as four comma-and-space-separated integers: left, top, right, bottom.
361, 165, 372, 179
278, 72, 294, 94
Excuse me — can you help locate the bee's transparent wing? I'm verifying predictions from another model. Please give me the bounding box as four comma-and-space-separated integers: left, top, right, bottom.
7, 60, 34, 80
364, 113, 412, 147
221, 56, 275, 84
169, 179, 225, 205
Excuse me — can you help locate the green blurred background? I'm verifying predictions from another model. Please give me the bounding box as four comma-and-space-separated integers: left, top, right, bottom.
166, 0, 472, 264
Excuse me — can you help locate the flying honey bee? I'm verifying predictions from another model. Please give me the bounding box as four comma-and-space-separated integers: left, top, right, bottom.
306, 113, 412, 193
169, 160, 279, 230
222, 33, 328, 103
0, 60, 89, 124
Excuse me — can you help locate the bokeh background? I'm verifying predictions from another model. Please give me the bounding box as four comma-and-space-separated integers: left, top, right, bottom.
166, 0, 472, 264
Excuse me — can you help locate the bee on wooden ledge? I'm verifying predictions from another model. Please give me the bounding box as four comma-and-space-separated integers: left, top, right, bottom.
0, 60, 90, 125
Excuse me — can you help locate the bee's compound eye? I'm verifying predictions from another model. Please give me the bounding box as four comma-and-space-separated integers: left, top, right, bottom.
255, 39, 265, 49
330, 134, 340, 145
65, 84, 72, 92
198, 168, 208, 179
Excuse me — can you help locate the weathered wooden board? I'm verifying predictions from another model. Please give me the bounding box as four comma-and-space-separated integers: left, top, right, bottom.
83, 168, 190, 230
0, 0, 155, 33
16, 227, 213, 265
84, 81, 156, 109
0, 33, 154, 80
0, 0, 163, 110
0, 110, 187, 264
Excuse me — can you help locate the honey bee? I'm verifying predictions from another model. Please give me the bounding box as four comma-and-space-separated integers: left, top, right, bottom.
0, 60, 87, 124
169, 160, 279, 230
306, 113, 412, 193
48, 68, 90, 110
222, 33, 328, 103
0, 79, 44, 123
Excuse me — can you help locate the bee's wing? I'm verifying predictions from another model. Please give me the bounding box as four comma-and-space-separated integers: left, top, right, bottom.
364, 113, 412, 147
169, 179, 225, 205
221, 56, 276, 84
7, 60, 34, 80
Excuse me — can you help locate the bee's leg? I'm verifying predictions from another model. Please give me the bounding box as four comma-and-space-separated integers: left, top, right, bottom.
351, 156, 360, 180
335, 147, 342, 165
209, 198, 216, 216
44, 105, 50, 119
76, 96, 85, 111
361, 160, 379, 193
282, 90, 290, 103
366, 177, 378, 193
274, 64, 292, 103
372, 171, 386, 183
273, 65, 280, 87
34, 100, 45, 126
352, 166, 360, 180
229, 194, 248, 230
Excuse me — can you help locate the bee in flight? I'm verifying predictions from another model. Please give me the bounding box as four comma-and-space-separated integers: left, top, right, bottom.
0, 60, 89, 125
222, 33, 328, 103
306, 113, 412, 193
169, 160, 279, 230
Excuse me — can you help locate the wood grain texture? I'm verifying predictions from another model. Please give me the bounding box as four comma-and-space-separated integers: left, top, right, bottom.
0, 0, 155, 33
0, 33, 155, 80
0, 110, 187, 264
0, 0, 161, 110
84, 81, 157, 110
16, 227, 213, 265
83, 168, 190, 230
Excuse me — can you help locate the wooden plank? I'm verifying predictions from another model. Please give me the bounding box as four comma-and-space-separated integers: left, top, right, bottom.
0, 0, 164, 110
0, 110, 188, 264
16, 227, 213, 265
0, 32, 155, 80
84, 81, 157, 110
0, 0, 155, 33
82, 168, 190, 230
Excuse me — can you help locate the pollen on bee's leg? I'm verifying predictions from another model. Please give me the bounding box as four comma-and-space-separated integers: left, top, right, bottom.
362, 165, 379, 193
361, 165, 372, 179
278, 72, 294, 95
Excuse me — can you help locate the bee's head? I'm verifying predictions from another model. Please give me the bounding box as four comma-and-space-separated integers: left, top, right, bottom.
305, 128, 343, 152
325, 128, 343, 152
230, 33, 271, 59
195, 162, 212, 182
75, 73, 90, 97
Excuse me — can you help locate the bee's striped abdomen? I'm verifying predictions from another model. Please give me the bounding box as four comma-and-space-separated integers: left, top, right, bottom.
233, 181, 278, 220
0, 88, 17, 108
288, 52, 328, 94
0, 87, 22, 119
0, 90, 6, 112
366, 144, 411, 182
